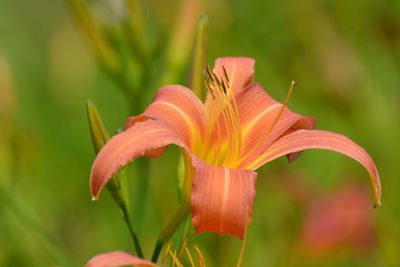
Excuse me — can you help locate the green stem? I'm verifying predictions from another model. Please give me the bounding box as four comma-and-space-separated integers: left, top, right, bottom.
108, 181, 144, 258
132, 158, 150, 231
119, 203, 144, 258
151, 201, 190, 262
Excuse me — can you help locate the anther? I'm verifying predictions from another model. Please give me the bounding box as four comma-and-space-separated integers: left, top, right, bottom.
205, 80, 216, 98
221, 79, 227, 94
212, 73, 224, 92
205, 65, 214, 81
222, 65, 230, 85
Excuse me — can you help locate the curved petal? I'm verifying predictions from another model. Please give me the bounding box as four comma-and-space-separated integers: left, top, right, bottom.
124, 115, 167, 159
85, 251, 158, 267
191, 157, 257, 239
283, 116, 317, 162
235, 83, 311, 168
126, 85, 207, 150
90, 119, 187, 199
249, 130, 381, 206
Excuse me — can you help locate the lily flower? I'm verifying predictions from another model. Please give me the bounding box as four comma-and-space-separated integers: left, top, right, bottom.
90, 57, 381, 239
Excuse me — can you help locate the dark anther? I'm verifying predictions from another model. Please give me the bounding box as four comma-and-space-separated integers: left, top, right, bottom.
222, 65, 230, 85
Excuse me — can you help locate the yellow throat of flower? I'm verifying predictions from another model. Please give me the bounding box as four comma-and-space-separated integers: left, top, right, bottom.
197, 68, 296, 170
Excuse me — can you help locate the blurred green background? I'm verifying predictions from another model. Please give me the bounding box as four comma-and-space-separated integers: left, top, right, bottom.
1, 0, 399, 266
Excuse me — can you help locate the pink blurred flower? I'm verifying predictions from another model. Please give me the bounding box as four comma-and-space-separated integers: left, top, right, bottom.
300, 184, 375, 257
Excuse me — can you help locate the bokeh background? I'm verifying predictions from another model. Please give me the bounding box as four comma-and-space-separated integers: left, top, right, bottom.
1, 0, 399, 266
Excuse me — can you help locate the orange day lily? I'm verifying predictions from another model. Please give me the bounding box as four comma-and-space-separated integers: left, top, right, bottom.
90, 57, 381, 239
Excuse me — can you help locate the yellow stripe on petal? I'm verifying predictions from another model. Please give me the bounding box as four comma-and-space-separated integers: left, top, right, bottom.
241, 103, 281, 135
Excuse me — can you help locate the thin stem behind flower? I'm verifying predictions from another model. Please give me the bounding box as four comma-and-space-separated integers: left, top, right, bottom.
119, 201, 144, 258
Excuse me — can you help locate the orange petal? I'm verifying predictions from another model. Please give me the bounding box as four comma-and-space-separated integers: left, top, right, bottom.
212, 57, 255, 95
123, 115, 166, 159
283, 116, 317, 162
140, 85, 207, 149
191, 157, 257, 239
250, 130, 381, 206
85, 251, 158, 267
124, 114, 150, 129
90, 119, 187, 199
235, 83, 309, 168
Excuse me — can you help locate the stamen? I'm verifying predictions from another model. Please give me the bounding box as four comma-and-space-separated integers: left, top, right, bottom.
217, 79, 240, 165
210, 116, 223, 164
194, 245, 206, 267
222, 65, 230, 85
239, 81, 296, 167
221, 79, 227, 94
178, 238, 188, 258
212, 73, 225, 93
205, 65, 214, 82
203, 65, 242, 167
220, 66, 242, 165
267, 81, 296, 136
161, 241, 172, 263
169, 250, 183, 267
218, 92, 236, 164
205, 80, 215, 99
184, 246, 196, 267
223, 96, 240, 164
227, 84, 242, 163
